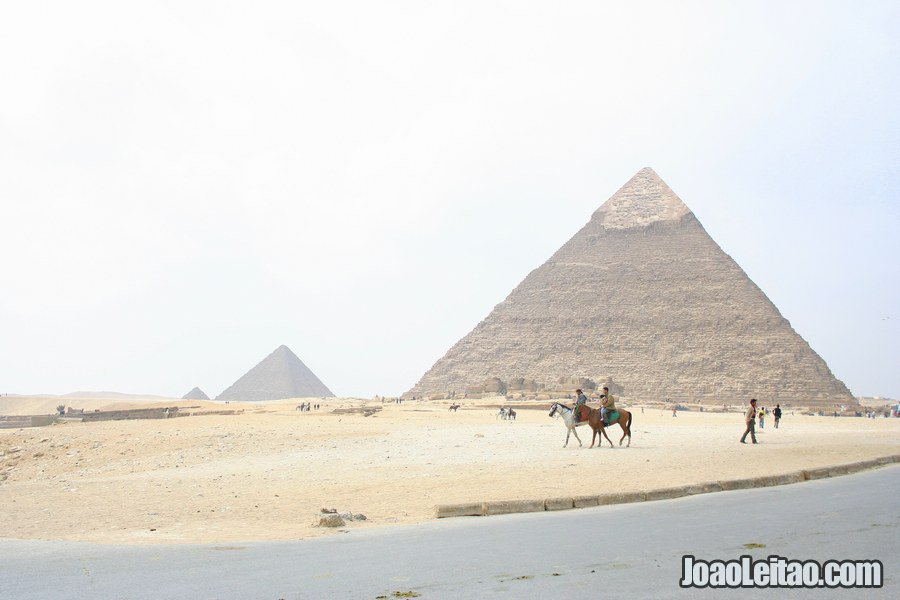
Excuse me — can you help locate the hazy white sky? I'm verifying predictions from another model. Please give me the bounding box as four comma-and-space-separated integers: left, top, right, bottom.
1, 1, 898, 399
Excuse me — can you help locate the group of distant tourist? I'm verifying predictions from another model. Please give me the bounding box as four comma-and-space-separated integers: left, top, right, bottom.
296, 402, 319, 412
374, 395, 408, 404
755, 404, 781, 429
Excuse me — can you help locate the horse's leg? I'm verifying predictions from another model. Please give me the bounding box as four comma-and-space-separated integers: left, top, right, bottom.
624, 412, 633, 447
589, 425, 596, 448
600, 425, 614, 447
618, 417, 632, 446
564, 427, 571, 447
572, 426, 583, 447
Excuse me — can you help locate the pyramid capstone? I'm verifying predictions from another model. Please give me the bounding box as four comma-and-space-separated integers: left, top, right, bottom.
217, 345, 334, 402
405, 168, 854, 407
593, 167, 691, 229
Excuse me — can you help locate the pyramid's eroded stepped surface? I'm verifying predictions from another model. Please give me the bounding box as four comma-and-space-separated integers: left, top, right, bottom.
405, 168, 854, 407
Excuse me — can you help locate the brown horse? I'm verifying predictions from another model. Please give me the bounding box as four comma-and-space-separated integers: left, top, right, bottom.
574, 405, 633, 448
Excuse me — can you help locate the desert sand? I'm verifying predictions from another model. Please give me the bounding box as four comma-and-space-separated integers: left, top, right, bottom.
1, 397, 898, 544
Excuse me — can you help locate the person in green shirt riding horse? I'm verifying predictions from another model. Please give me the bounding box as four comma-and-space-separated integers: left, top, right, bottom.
599, 386, 616, 424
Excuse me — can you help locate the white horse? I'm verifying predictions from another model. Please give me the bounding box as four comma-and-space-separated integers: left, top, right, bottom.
496, 407, 508, 419
548, 401, 588, 447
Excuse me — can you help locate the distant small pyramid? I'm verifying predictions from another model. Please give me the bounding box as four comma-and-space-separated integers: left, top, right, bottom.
216, 345, 334, 402
182, 387, 210, 401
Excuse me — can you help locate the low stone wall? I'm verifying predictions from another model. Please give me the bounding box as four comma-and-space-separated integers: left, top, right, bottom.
0, 415, 58, 429
435, 455, 900, 518
0, 407, 242, 428
81, 408, 173, 421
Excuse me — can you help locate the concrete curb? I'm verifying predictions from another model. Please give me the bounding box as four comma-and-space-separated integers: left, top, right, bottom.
573, 495, 598, 508
434, 454, 900, 519
435, 502, 484, 518
544, 497, 575, 511
483, 499, 545, 516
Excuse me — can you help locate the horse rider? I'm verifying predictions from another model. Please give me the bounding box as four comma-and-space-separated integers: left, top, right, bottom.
599, 386, 616, 425
573, 388, 588, 423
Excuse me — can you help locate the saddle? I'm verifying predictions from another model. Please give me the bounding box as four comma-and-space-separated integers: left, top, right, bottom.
602, 410, 620, 425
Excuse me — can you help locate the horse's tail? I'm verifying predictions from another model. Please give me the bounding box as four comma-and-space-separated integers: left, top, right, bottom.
626, 409, 633, 437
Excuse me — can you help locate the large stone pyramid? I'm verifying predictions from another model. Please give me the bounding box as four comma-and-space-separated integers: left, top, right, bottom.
405, 168, 854, 407
182, 387, 210, 401
217, 345, 334, 401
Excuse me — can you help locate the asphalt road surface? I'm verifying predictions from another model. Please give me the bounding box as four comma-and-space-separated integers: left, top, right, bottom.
1, 465, 897, 599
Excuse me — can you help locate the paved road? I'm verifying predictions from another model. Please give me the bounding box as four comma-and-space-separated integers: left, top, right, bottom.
1, 466, 897, 599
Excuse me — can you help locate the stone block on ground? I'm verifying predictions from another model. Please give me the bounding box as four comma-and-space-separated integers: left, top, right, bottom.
317, 513, 345, 527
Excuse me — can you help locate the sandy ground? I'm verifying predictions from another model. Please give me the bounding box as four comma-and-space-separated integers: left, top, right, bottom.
1, 398, 898, 544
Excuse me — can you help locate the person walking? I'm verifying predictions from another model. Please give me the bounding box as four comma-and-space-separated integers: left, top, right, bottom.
740, 399, 758, 444
773, 404, 782, 428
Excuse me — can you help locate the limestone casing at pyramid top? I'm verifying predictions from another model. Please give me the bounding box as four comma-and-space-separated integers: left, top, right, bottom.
592, 167, 692, 230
